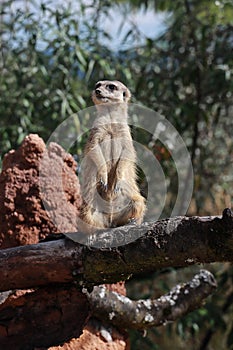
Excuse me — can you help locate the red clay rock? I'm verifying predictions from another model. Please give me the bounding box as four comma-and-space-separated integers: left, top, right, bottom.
0, 287, 90, 349
0, 134, 82, 248
49, 320, 129, 350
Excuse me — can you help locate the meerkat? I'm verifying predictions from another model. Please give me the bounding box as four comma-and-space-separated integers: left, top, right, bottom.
79, 80, 146, 232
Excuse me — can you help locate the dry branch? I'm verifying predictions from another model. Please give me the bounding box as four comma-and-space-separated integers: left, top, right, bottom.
88, 269, 217, 330
0, 209, 232, 292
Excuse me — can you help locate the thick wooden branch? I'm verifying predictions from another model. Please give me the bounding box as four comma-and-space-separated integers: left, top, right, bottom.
88, 270, 217, 330
0, 209, 232, 292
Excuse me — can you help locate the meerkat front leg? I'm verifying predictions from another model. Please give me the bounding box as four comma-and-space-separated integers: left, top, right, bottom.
85, 128, 108, 191
114, 159, 130, 193
88, 145, 108, 190
114, 141, 135, 194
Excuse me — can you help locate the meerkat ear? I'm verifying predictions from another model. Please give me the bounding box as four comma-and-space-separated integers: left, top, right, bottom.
123, 88, 131, 102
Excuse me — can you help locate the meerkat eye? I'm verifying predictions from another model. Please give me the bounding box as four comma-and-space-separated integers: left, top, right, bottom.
123, 91, 126, 97
108, 84, 117, 91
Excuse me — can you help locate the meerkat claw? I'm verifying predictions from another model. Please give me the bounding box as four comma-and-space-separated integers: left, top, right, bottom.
114, 184, 121, 194
100, 178, 108, 192
127, 217, 137, 225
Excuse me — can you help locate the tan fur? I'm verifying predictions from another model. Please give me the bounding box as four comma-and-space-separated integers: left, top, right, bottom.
79, 80, 146, 232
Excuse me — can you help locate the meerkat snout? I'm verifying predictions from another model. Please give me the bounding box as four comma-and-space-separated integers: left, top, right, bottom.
95, 88, 101, 96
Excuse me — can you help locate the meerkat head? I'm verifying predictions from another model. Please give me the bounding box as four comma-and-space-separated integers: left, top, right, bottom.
92, 80, 131, 106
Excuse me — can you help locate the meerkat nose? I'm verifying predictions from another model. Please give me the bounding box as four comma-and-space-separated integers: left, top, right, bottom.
95, 89, 101, 95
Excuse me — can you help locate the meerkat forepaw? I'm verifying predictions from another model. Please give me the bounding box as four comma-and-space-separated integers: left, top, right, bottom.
114, 183, 121, 194
127, 217, 137, 225
114, 179, 125, 194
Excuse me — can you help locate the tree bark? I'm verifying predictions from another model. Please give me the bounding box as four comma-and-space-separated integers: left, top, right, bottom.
88, 270, 217, 330
0, 209, 232, 292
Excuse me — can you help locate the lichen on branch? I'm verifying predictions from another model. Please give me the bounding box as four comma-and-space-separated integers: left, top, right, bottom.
87, 270, 217, 330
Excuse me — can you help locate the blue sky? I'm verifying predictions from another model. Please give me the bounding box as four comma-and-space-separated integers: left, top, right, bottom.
101, 7, 168, 50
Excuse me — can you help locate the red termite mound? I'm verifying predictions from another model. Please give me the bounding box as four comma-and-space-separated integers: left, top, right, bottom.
0, 134, 82, 248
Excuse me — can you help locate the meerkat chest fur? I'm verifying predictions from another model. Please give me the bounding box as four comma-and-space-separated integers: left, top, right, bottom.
80, 80, 146, 231
93, 109, 136, 173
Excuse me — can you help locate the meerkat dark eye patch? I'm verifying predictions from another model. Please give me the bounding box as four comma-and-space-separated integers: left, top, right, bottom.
123, 91, 126, 97
108, 84, 117, 91
95, 83, 101, 89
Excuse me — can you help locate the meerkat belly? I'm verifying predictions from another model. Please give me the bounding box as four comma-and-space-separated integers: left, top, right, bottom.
99, 131, 122, 190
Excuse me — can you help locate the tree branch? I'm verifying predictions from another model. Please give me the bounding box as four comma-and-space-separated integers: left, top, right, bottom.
0, 209, 232, 292
88, 269, 217, 330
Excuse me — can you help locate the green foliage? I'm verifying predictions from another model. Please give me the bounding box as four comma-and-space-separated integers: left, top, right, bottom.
123, 0, 233, 215
0, 0, 131, 161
